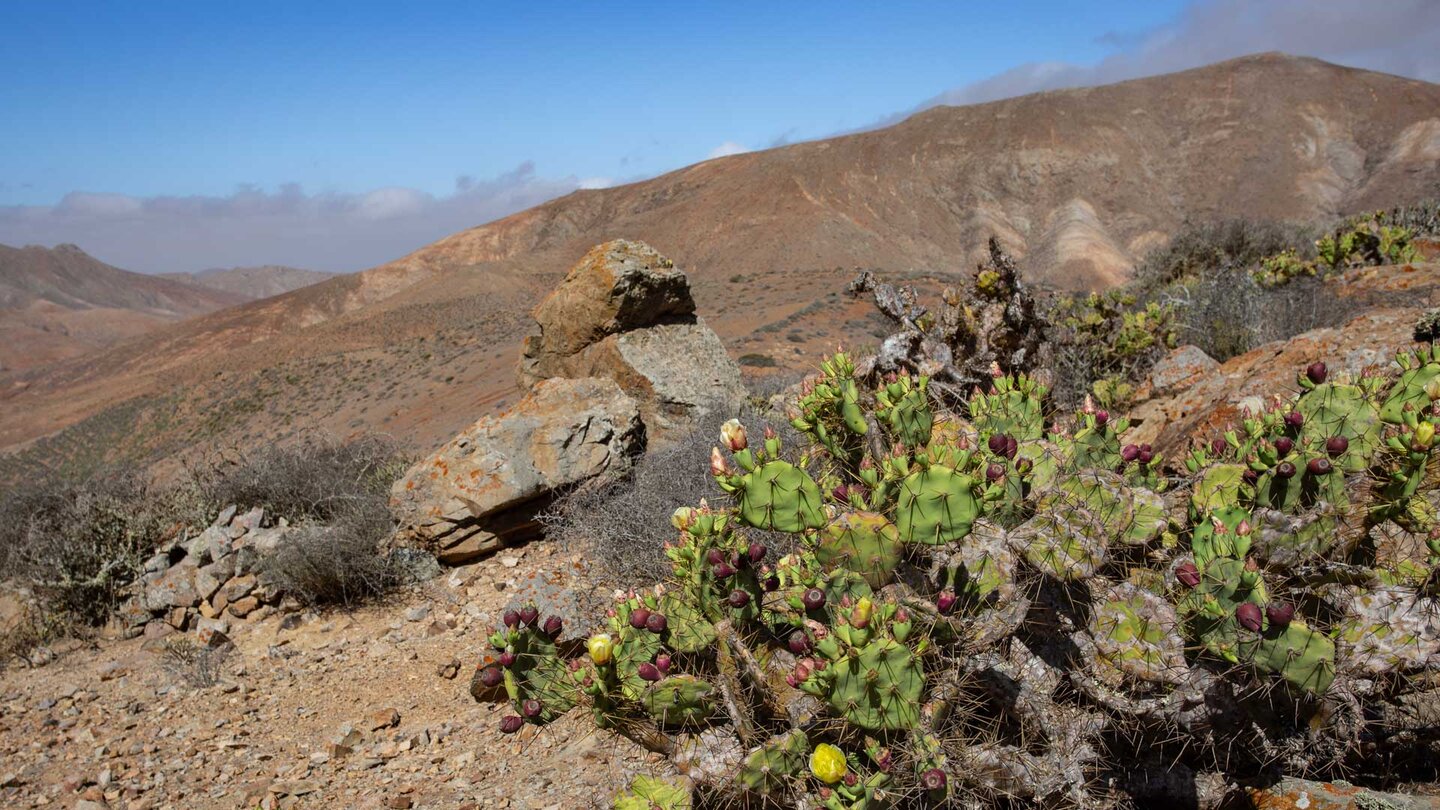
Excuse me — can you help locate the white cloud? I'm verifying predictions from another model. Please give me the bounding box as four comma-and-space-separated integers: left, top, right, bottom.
707, 141, 750, 160
578, 177, 614, 190
0, 162, 580, 274
883, 0, 1440, 125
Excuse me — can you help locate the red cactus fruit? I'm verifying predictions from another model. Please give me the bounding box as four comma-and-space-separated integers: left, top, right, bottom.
1326, 436, 1349, 457
1236, 602, 1263, 632
502, 609, 520, 628
1266, 603, 1295, 628
788, 630, 811, 655
518, 605, 539, 627
1274, 437, 1294, 455
1284, 411, 1304, 429
637, 662, 662, 682
521, 699, 542, 718
1307, 457, 1333, 476
629, 607, 651, 630
645, 612, 668, 634
802, 588, 826, 611
655, 654, 672, 675
1176, 561, 1201, 588
1306, 362, 1327, 385
936, 589, 958, 615
1275, 461, 1297, 479
1121, 444, 1141, 463
727, 589, 751, 608
498, 651, 516, 668
921, 768, 948, 791
478, 666, 503, 688
499, 715, 524, 734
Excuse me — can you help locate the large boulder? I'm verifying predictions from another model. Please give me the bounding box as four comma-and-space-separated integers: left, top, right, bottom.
390, 376, 645, 565
518, 240, 744, 443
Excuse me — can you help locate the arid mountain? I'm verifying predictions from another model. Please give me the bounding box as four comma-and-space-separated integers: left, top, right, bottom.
4, 53, 1440, 475
0, 243, 247, 373
160, 265, 335, 300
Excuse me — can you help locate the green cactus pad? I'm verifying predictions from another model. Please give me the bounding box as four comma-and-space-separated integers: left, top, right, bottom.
644, 675, 717, 726
895, 465, 979, 545
826, 638, 924, 730
876, 374, 934, 448
815, 510, 902, 588
1241, 620, 1336, 695
614, 775, 691, 810
1381, 354, 1440, 424
1297, 382, 1381, 472
1191, 464, 1248, 516
1180, 557, 1268, 662
1336, 586, 1440, 676
737, 730, 810, 795
658, 593, 717, 654
502, 632, 578, 722
736, 459, 826, 533
969, 374, 1047, 441
1014, 504, 1108, 581
1090, 582, 1187, 685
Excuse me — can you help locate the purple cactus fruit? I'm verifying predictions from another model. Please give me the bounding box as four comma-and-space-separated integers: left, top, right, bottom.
832, 483, 851, 502
1266, 603, 1295, 628
788, 630, 811, 655
1121, 444, 1141, 463
1095, 410, 1110, 427
518, 605, 540, 627
637, 662, 662, 682
1307, 457, 1333, 476
748, 542, 767, 564
1210, 438, 1227, 456
1138, 447, 1154, 465
802, 588, 826, 611
1284, 411, 1304, 429
986, 463, 1005, 483
706, 548, 726, 566
655, 654, 672, 675
1243, 469, 1259, 486
1275, 461, 1297, 479
629, 607, 652, 630
712, 562, 736, 579
988, 433, 1010, 455
498, 651, 516, 668
785, 672, 799, 688
764, 574, 780, 592
936, 589, 958, 616
1236, 602, 1264, 632
921, 768, 948, 791
727, 589, 751, 609
1005, 436, 1019, 459
1306, 361, 1328, 385
478, 666, 503, 688
645, 612, 668, 634
499, 715, 524, 734
1176, 561, 1201, 588
521, 699, 542, 718
1274, 437, 1294, 455
542, 615, 563, 639
502, 609, 520, 628
1326, 436, 1349, 457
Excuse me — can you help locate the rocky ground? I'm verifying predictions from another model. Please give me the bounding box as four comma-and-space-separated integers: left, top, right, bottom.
0, 545, 667, 810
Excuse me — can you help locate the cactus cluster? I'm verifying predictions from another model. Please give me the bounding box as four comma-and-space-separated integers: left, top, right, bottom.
474, 341, 1440, 808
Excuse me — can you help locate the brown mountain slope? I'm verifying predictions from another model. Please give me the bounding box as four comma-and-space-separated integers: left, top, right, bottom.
0, 243, 248, 373
3, 53, 1439, 472
160, 265, 336, 300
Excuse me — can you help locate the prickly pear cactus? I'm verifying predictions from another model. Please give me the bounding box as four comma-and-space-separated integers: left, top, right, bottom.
894, 463, 979, 545
815, 509, 902, 588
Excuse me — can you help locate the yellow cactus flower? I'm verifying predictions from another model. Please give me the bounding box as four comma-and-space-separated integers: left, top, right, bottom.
1416, 421, 1436, 450
810, 743, 847, 784
587, 633, 615, 666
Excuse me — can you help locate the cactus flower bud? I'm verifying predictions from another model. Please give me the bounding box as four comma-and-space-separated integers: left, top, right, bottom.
793, 660, 812, 681
1274, 437, 1294, 455
542, 615, 563, 639
720, 419, 748, 452
498, 651, 516, 668
936, 589, 958, 615
637, 662, 662, 682
1305, 362, 1327, 385
587, 633, 615, 665
1176, 561, 1201, 588
921, 768, 948, 791
499, 715, 524, 734
1235, 603, 1263, 632
519, 605, 539, 627
671, 506, 697, 531
1326, 436, 1349, 457
655, 654, 672, 675
788, 630, 811, 655
1236, 520, 1252, 537
1275, 461, 1297, 479
1284, 411, 1304, 429
502, 609, 520, 628
710, 446, 728, 476
727, 589, 751, 609
1121, 444, 1141, 462
1307, 457, 1333, 476
1266, 603, 1294, 628
629, 607, 651, 630
802, 588, 826, 611
1082, 395, 1096, 415
785, 672, 800, 688
1416, 421, 1437, 449
478, 666, 503, 688
645, 613, 668, 634
851, 596, 873, 629
810, 743, 848, 784
764, 425, 778, 440
521, 699, 542, 718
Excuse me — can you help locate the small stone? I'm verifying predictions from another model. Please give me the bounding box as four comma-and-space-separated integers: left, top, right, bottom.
228, 597, 260, 618
437, 658, 461, 680
405, 605, 430, 622
370, 708, 400, 731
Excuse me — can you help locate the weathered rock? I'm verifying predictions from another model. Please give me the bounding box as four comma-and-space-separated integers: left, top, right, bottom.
518, 240, 744, 443
390, 376, 644, 565
1147, 345, 1219, 395
142, 559, 200, 612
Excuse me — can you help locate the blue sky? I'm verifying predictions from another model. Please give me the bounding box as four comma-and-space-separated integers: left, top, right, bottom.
1, 0, 1436, 272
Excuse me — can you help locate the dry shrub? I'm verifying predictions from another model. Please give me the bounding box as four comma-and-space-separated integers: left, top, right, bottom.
1165, 267, 1359, 362
161, 636, 232, 688
194, 437, 408, 607
1130, 219, 1313, 294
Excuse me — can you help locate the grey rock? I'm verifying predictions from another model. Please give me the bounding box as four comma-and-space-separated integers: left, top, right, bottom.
143, 559, 200, 611
390, 377, 644, 565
